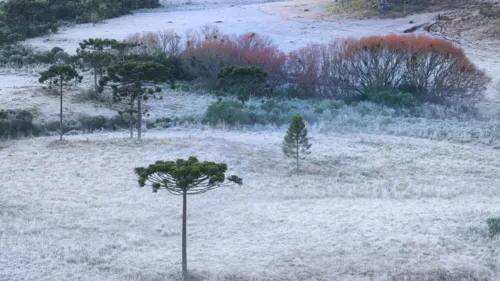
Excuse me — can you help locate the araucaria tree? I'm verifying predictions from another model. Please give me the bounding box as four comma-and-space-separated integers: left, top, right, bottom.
105, 61, 168, 141
39, 65, 82, 141
77, 38, 137, 98
135, 157, 242, 281
282, 114, 312, 170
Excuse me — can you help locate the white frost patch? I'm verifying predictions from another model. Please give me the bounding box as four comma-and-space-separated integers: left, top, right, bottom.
1, 130, 500, 280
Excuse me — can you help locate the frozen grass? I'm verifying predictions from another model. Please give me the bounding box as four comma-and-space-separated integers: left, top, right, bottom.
1, 129, 500, 281
1, 1, 500, 280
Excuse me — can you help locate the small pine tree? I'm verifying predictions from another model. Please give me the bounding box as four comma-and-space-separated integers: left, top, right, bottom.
282, 114, 311, 170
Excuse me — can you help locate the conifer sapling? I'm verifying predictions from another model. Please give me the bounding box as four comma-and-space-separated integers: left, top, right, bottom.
282, 114, 312, 170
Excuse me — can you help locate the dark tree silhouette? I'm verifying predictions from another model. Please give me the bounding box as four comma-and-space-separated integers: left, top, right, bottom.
38, 64, 82, 140
105, 61, 169, 141
217, 65, 268, 104
282, 114, 312, 170
76, 38, 138, 98
135, 156, 243, 281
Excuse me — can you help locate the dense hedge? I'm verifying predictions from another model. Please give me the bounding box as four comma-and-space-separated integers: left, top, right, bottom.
0, 0, 160, 45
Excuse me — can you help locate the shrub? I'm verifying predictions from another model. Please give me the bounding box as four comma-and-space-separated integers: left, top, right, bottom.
233, 32, 286, 85
0, 110, 35, 138
104, 115, 129, 131
124, 30, 182, 57
363, 89, 419, 108
8, 54, 23, 66
332, 35, 490, 104
53, 50, 71, 64
180, 29, 285, 88
181, 35, 236, 85
286, 43, 336, 99
0, 44, 66, 65
76, 114, 108, 133
486, 217, 500, 237
203, 100, 259, 126
285, 35, 490, 104
217, 65, 268, 103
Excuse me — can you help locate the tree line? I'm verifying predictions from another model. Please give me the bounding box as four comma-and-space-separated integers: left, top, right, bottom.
38, 38, 181, 141
0, 0, 160, 45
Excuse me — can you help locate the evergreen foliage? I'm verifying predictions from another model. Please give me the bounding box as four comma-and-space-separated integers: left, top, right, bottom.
217, 65, 268, 104
38, 64, 82, 140
104, 61, 169, 141
76, 38, 135, 97
282, 114, 312, 170
0, 0, 160, 45
135, 156, 242, 281
486, 217, 500, 237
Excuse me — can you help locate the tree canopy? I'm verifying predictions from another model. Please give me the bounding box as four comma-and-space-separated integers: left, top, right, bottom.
135, 156, 243, 194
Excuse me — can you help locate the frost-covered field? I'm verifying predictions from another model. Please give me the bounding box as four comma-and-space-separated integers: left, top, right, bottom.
1, 129, 500, 281
2, 0, 500, 280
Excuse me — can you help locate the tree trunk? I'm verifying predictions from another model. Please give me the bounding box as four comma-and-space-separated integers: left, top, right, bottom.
137, 94, 142, 142
59, 76, 63, 141
94, 68, 98, 99
182, 188, 188, 281
129, 102, 134, 139
296, 145, 299, 171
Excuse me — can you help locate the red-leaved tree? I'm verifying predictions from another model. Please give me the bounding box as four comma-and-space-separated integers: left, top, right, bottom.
332, 35, 490, 103
180, 28, 285, 90
285, 35, 489, 103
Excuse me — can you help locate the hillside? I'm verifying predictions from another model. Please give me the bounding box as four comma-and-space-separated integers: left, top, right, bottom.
1, 0, 500, 281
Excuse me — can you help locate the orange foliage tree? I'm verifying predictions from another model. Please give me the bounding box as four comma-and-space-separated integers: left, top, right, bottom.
333, 35, 490, 103
286, 35, 490, 103
124, 30, 182, 57
179, 28, 286, 89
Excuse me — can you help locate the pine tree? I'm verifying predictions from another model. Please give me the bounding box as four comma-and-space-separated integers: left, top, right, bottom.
282, 114, 312, 170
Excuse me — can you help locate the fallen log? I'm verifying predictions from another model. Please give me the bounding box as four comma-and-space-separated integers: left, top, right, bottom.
403, 23, 425, 33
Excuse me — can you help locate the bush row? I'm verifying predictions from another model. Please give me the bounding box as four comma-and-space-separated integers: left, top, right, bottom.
126, 29, 490, 107
0, 45, 71, 66
0, 110, 131, 139
202, 97, 480, 127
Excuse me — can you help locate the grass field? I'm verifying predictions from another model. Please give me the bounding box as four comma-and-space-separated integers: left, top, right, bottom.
1, 129, 500, 281
2, 0, 500, 280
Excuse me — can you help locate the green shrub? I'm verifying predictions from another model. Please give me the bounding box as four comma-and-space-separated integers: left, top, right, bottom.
0, 44, 64, 65
8, 54, 23, 66
203, 100, 260, 126
203, 98, 325, 127
0, 109, 35, 138
486, 217, 500, 237
0, 0, 160, 46
77, 115, 108, 133
217, 65, 268, 103
104, 115, 129, 131
363, 90, 419, 108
